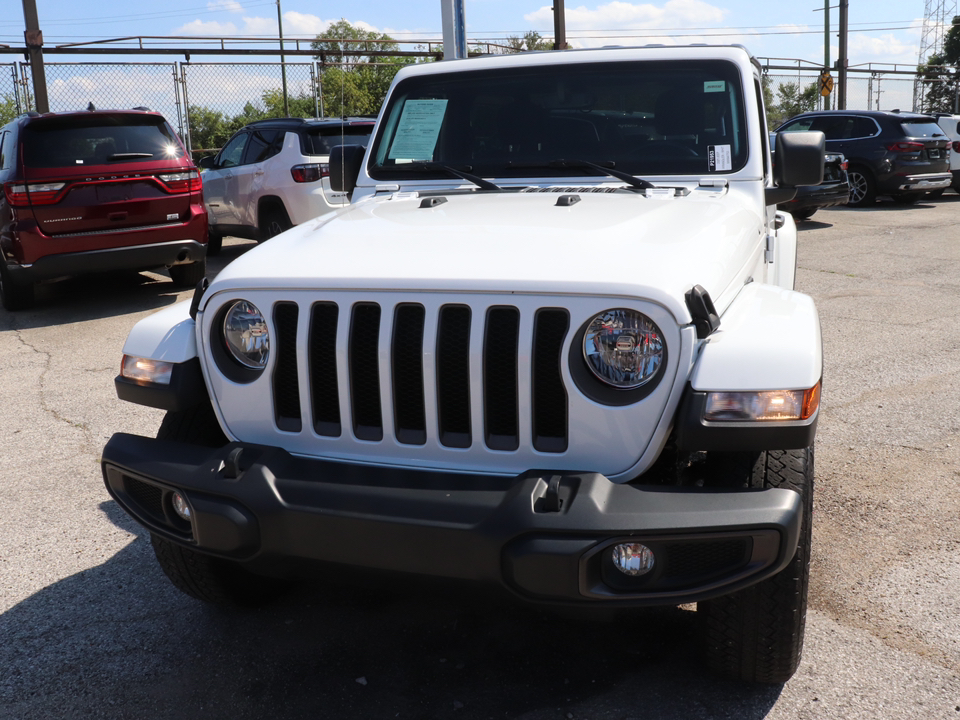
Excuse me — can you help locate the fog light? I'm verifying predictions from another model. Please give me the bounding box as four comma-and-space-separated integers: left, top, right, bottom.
612, 543, 655, 576
171, 492, 192, 521
121, 355, 174, 385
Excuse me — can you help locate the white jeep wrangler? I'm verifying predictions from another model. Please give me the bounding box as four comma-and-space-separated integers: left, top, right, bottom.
102, 44, 825, 684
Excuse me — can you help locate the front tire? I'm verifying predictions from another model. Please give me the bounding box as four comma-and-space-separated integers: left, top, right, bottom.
700, 447, 814, 683
790, 207, 817, 221
151, 401, 285, 606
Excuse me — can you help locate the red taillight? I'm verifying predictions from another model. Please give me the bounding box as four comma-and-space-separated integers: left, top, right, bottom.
3, 181, 66, 206
291, 163, 329, 183
841, 160, 848, 172
952, 141, 960, 153
157, 170, 201, 193
886, 142, 925, 153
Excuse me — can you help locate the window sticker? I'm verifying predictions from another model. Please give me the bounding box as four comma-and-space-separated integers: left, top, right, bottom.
707, 145, 733, 172
388, 99, 449, 161
704, 80, 726, 93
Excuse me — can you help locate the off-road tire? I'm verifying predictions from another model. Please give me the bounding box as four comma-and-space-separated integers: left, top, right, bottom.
700, 447, 814, 684
0, 262, 35, 311
259, 205, 292, 241
152, 400, 285, 606
168, 258, 207, 287
846, 167, 876, 207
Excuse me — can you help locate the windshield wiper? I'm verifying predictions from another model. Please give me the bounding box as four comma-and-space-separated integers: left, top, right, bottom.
384, 161, 502, 191
507, 159, 654, 190
107, 152, 154, 160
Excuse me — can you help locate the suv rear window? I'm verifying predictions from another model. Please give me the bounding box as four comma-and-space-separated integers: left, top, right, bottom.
302, 127, 373, 155
22, 115, 184, 168
900, 122, 946, 139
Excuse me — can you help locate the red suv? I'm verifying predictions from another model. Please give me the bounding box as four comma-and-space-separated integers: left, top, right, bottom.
0, 109, 208, 310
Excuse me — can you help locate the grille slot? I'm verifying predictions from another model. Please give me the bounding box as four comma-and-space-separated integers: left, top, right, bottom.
309, 302, 341, 436
273, 302, 301, 432
349, 303, 383, 441
436, 305, 472, 448
484, 306, 520, 451
264, 298, 571, 455
532, 309, 569, 452
392, 304, 427, 445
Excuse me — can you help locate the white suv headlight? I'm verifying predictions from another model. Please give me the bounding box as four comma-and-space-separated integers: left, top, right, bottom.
583, 309, 664, 389
223, 300, 270, 369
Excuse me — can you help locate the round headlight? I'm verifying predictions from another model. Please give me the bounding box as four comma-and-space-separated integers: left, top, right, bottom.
583, 309, 664, 389
223, 300, 270, 369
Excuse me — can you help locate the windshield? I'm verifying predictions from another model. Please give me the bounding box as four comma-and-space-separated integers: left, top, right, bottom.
369, 60, 748, 180
22, 115, 184, 167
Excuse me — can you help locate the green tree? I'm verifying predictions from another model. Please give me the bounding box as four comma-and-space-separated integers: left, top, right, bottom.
505, 31, 554, 53
187, 104, 232, 153
919, 15, 960, 113
0, 93, 20, 125
311, 19, 416, 117
767, 81, 819, 128
261, 88, 317, 118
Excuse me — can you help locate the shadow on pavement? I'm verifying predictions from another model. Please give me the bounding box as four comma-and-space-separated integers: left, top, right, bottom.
0, 239, 256, 331
0, 500, 784, 720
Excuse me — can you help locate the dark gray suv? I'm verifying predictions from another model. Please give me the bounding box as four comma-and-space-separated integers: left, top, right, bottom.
776, 110, 951, 207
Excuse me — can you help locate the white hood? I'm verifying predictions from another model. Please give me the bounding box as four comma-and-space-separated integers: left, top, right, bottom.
210, 186, 764, 324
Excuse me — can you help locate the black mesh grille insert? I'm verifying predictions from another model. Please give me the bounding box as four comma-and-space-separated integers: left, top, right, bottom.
349, 303, 383, 441
273, 302, 302, 432
309, 302, 341, 437
124, 477, 164, 522
662, 539, 749, 580
484, 306, 520, 451
436, 305, 472, 448
532, 309, 569, 452
392, 304, 427, 445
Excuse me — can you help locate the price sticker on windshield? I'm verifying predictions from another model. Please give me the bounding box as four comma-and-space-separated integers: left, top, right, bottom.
707, 145, 732, 172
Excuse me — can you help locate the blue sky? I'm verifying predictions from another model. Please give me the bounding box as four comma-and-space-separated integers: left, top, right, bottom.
0, 0, 934, 69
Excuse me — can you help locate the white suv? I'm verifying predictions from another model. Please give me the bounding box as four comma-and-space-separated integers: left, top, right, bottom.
935, 113, 960, 193
198, 117, 374, 253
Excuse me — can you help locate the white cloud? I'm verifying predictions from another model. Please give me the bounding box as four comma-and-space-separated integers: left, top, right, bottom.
174, 19, 239, 35
525, 0, 726, 32
207, 0, 243, 13
850, 33, 919, 66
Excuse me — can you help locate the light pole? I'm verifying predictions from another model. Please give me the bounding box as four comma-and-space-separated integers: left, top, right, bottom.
277, 0, 289, 116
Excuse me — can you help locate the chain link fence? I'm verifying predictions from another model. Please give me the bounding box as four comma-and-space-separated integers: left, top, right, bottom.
2, 58, 949, 154
765, 71, 921, 128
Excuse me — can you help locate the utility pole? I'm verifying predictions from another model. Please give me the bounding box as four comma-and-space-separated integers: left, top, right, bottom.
21, 0, 49, 113
837, 0, 848, 109
440, 0, 467, 59
823, 0, 830, 110
277, 0, 289, 115
553, 0, 567, 50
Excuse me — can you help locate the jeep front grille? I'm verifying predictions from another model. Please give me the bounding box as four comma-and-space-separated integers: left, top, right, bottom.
267, 301, 570, 453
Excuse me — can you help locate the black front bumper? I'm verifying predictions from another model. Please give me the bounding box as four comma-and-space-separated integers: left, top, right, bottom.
101, 433, 803, 606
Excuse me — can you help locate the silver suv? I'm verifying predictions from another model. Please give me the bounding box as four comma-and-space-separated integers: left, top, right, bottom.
198, 117, 374, 253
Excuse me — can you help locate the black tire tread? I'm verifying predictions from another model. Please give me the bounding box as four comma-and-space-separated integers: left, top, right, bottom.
169, 259, 207, 287
700, 447, 814, 684
152, 401, 284, 607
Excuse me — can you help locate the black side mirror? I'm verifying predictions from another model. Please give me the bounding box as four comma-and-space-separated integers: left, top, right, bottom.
329, 144, 365, 196
198, 155, 215, 169
766, 131, 825, 206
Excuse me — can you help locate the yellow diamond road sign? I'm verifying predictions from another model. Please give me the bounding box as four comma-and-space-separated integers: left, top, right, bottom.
820, 71, 834, 97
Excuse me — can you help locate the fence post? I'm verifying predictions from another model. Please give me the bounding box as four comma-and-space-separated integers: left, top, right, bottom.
180, 64, 193, 157
310, 63, 319, 118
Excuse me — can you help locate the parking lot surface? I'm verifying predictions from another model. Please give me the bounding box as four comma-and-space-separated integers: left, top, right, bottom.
2, 200, 960, 719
